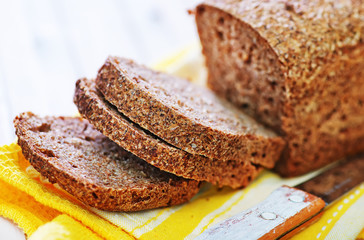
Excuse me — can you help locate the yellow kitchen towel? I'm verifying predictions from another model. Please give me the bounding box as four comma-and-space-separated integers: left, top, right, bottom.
1, 45, 363, 240
0, 178, 60, 236
0, 144, 133, 240
28, 214, 103, 240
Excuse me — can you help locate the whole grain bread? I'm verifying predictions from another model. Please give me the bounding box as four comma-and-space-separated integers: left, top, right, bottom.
96, 56, 285, 166
14, 112, 200, 211
195, 0, 364, 176
74, 78, 263, 188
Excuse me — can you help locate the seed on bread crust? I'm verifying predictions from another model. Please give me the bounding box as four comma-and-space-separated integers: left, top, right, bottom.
195, 0, 364, 176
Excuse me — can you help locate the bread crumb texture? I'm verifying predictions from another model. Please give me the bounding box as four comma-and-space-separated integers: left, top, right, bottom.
96, 56, 285, 166
14, 112, 200, 211
196, 0, 364, 176
74, 78, 263, 188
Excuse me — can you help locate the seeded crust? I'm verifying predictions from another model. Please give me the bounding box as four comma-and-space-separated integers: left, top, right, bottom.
96, 56, 285, 166
14, 112, 200, 211
195, 0, 364, 176
74, 78, 263, 188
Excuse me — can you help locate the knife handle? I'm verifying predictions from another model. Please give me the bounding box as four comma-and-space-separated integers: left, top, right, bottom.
197, 186, 325, 240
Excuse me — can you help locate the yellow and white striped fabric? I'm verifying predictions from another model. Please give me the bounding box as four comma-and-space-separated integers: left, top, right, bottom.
1, 46, 363, 239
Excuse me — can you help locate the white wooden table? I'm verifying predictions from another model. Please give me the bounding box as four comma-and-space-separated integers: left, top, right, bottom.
0, 0, 200, 238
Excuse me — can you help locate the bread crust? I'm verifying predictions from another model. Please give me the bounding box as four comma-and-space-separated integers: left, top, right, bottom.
196, 0, 364, 176
95, 56, 284, 166
14, 112, 200, 211
74, 78, 263, 188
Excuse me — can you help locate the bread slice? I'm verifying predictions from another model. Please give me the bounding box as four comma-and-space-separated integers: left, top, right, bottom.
74, 78, 263, 188
96, 56, 285, 166
195, 0, 364, 176
14, 112, 200, 211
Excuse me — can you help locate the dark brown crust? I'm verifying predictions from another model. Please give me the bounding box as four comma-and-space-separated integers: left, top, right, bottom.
14, 112, 200, 211
74, 78, 263, 188
95, 56, 285, 166
195, 0, 364, 176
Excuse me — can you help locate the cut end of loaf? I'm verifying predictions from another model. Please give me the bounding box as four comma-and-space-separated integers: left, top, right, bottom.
196, 2, 364, 177
195, 4, 286, 131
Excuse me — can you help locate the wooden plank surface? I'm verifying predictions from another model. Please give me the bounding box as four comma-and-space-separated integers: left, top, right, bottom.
0, 0, 200, 238
0, 0, 200, 145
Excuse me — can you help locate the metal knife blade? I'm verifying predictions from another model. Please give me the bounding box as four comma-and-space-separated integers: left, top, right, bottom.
196, 155, 364, 240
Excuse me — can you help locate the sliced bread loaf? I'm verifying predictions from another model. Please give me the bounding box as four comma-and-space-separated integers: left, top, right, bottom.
195, 0, 364, 176
14, 112, 200, 211
96, 56, 285, 165
74, 78, 263, 188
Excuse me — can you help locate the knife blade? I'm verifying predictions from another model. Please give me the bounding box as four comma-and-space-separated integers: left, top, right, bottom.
196, 155, 364, 240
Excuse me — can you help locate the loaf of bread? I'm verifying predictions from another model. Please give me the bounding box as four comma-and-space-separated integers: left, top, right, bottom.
74, 78, 262, 188
14, 112, 200, 211
96, 56, 285, 166
195, 0, 364, 176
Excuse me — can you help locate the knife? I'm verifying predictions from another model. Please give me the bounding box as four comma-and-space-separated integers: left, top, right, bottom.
196, 155, 364, 240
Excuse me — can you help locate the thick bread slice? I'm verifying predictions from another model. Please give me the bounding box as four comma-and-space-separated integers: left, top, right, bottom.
74, 78, 263, 188
195, 0, 364, 176
96, 56, 285, 165
14, 112, 200, 211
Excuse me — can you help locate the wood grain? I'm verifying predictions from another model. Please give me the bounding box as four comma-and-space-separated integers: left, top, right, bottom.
0, 0, 200, 146
196, 186, 325, 240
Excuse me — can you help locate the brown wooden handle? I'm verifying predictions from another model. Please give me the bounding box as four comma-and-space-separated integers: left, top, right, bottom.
196, 186, 325, 240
